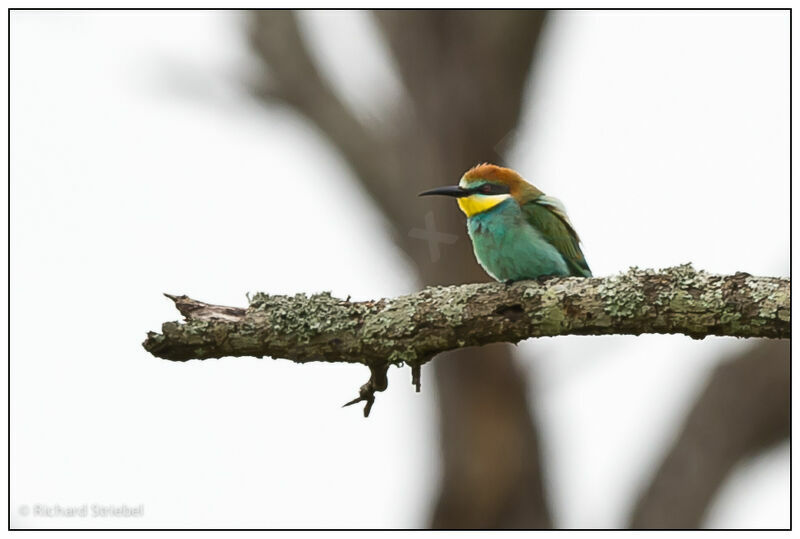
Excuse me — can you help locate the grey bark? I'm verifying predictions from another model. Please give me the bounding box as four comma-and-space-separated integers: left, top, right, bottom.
143, 266, 789, 416
144, 267, 789, 364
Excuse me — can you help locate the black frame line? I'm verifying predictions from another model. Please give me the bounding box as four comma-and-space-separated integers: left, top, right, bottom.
6, 6, 793, 532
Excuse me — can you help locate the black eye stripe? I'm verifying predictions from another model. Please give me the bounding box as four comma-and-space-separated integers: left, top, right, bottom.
471, 183, 510, 195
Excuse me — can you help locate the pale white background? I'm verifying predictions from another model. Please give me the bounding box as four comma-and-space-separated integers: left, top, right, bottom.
10, 10, 789, 529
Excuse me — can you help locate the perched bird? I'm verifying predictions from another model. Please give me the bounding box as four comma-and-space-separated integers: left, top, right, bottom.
419, 163, 591, 282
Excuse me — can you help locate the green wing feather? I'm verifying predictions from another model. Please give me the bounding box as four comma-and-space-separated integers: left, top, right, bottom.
522, 195, 592, 277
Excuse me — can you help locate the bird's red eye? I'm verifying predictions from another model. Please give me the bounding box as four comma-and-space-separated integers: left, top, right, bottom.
480, 184, 492, 194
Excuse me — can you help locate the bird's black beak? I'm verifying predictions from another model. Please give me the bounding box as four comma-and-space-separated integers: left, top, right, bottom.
418, 185, 469, 198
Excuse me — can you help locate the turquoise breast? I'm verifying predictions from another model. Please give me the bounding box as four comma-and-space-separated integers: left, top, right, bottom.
467, 199, 570, 282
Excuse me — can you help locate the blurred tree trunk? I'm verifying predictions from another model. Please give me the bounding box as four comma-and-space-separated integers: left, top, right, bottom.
247, 10, 552, 528
630, 340, 789, 528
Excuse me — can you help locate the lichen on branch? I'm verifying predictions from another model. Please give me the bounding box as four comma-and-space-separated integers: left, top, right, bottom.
142, 265, 790, 416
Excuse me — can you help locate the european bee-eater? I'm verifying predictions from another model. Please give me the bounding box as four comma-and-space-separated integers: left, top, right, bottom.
419, 163, 591, 282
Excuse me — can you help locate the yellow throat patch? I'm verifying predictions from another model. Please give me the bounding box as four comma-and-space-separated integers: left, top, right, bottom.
457, 193, 512, 218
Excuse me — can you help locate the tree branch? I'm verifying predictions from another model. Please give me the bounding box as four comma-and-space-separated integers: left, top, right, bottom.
143, 265, 788, 414
630, 339, 789, 528
144, 266, 789, 363
245, 11, 407, 229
